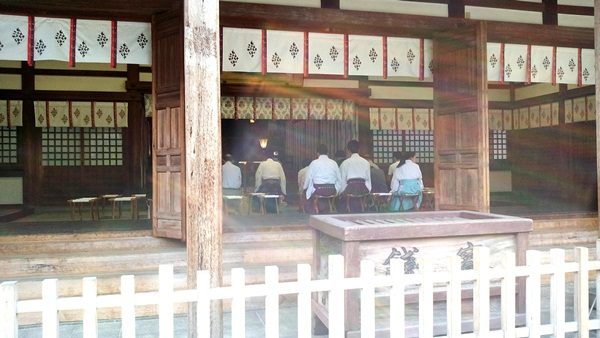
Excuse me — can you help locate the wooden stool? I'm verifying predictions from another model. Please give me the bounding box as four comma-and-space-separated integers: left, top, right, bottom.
99, 194, 120, 218
111, 196, 138, 219
371, 192, 392, 212
248, 193, 265, 215
345, 193, 368, 213
223, 195, 244, 215
422, 188, 435, 210
262, 195, 281, 214
67, 197, 99, 220
313, 194, 336, 214
399, 193, 420, 211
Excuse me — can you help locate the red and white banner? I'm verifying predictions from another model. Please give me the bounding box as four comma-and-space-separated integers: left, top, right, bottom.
308, 33, 344, 75
487, 43, 502, 82
117, 21, 151, 65
266, 30, 304, 74
581, 49, 594, 85
555, 47, 578, 84
34, 17, 70, 62
387, 37, 420, 78
76, 19, 113, 64
348, 35, 383, 77
222, 28, 262, 72
0, 100, 23, 127
530, 45, 554, 83
0, 15, 28, 61
503, 44, 528, 83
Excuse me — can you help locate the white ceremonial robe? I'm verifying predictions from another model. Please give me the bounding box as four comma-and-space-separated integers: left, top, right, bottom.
255, 158, 287, 195
339, 153, 371, 193
303, 155, 342, 199
222, 161, 242, 190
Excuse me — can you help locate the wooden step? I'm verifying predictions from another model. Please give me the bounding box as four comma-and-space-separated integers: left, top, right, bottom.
529, 227, 598, 248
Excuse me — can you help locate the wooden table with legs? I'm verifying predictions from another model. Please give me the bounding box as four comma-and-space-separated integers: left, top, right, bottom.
67, 197, 100, 220
111, 196, 139, 219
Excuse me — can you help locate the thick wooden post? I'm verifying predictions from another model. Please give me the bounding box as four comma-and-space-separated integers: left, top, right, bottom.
596, 2, 600, 228
183, 0, 222, 337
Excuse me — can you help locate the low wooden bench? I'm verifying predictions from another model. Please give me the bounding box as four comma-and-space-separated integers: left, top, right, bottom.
67, 197, 99, 221
223, 195, 244, 215
111, 196, 138, 219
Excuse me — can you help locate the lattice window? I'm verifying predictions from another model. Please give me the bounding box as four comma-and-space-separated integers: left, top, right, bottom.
42, 127, 123, 166
42, 128, 81, 166
83, 128, 123, 166
372, 130, 434, 164
404, 130, 434, 163
490, 130, 507, 160
0, 127, 18, 164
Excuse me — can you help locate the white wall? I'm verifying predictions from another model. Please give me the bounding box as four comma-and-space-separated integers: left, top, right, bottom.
0, 177, 23, 204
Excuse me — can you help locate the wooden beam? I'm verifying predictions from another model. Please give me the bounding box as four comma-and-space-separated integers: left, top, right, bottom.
448, 0, 465, 18
321, 0, 340, 10
512, 85, 594, 108
221, 83, 370, 99
557, 4, 593, 16
464, 0, 543, 12
183, 1, 222, 338
0, 89, 138, 101
487, 21, 593, 48
219, 2, 462, 38
543, 0, 558, 25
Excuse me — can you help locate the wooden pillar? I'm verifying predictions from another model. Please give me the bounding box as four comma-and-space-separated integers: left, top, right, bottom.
21, 62, 38, 205
595, 1, 600, 227
126, 64, 143, 193
543, 0, 558, 25
183, 0, 222, 337
357, 81, 372, 155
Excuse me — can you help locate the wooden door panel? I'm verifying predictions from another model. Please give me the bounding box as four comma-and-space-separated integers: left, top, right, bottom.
152, 10, 185, 240
433, 22, 489, 212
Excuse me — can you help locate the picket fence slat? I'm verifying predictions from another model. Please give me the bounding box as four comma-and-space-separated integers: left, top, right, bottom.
500, 252, 516, 338
576, 247, 590, 338
197, 270, 211, 338
82, 277, 97, 338
297, 264, 312, 338
329, 255, 345, 338
120, 275, 135, 338
447, 256, 461, 338
526, 250, 542, 338
159, 265, 174, 338
360, 260, 375, 338
419, 255, 433, 338
474, 246, 490, 336
550, 248, 566, 338
265, 266, 279, 338
4, 246, 600, 338
231, 268, 245, 338
0, 281, 17, 338
42, 278, 58, 338
389, 259, 405, 338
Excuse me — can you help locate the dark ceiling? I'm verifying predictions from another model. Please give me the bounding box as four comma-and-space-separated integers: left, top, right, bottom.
0, 0, 180, 21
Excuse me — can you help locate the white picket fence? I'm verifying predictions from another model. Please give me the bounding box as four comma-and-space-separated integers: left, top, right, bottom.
2, 245, 600, 338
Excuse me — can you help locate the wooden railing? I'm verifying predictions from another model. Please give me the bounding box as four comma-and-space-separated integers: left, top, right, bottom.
2, 244, 600, 337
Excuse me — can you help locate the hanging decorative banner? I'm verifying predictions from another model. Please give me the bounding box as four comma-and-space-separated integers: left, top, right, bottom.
397, 108, 413, 130
580, 49, 594, 85
115, 102, 128, 127
519, 108, 530, 129
76, 19, 112, 63
378, 108, 396, 130
572, 97, 586, 122
487, 43, 501, 82
503, 44, 528, 83
387, 37, 420, 78
502, 109, 512, 130
47, 101, 70, 127
529, 105, 540, 128
0, 101, 23, 127
33, 17, 70, 62
266, 30, 304, 74
309, 98, 326, 120
221, 96, 235, 119
222, 27, 262, 73
72, 101, 92, 127
511, 110, 520, 130
273, 97, 291, 120
143, 94, 153, 117
587, 96, 596, 120
291, 98, 309, 119
348, 35, 383, 77
327, 99, 344, 120
0, 15, 28, 61
555, 47, 578, 84
117, 22, 151, 65
414, 109, 430, 130
540, 104, 552, 127
93, 102, 116, 127
565, 98, 573, 123
236, 97, 254, 119
489, 110, 503, 130
530, 45, 554, 84
308, 32, 344, 75
34, 101, 48, 127
255, 97, 273, 119
369, 108, 379, 129
423, 39, 433, 79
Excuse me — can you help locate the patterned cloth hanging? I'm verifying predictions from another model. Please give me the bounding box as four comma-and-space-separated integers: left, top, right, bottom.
34, 101, 128, 128
308, 32, 345, 75
222, 27, 262, 72
0, 14, 29, 61
266, 30, 304, 74
33, 17, 70, 62
348, 35, 383, 77
0, 100, 23, 127
116, 21, 151, 65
